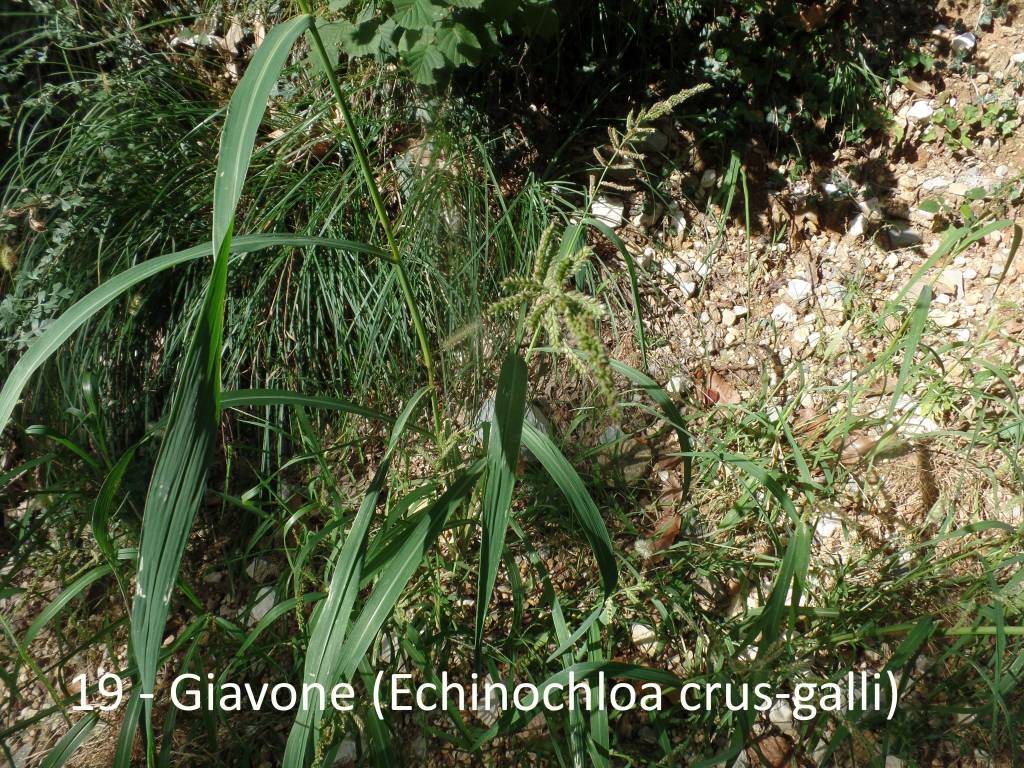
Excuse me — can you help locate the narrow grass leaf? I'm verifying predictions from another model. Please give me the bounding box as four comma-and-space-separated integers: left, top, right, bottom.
0, 234, 383, 434
890, 285, 932, 418
130, 17, 312, 742
585, 218, 648, 370
92, 443, 141, 572
610, 359, 693, 500
221, 389, 406, 432
23, 565, 112, 650
521, 422, 617, 658
113, 690, 143, 768
586, 622, 610, 768
284, 390, 428, 764
475, 353, 528, 655
894, 221, 1009, 305
40, 713, 99, 768
522, 423, 616, 594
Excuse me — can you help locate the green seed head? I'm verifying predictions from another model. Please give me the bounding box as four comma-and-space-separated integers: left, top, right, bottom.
0, 245, 16, 272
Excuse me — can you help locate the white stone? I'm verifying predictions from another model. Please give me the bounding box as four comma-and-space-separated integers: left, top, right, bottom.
887, 225, 922, 248
995, 164, 1010, 178
815, 515, 842, 538
722, 309, 737, 326
592, 196, 626, 228
667, 205, 686, 236
930, 310, 958, 328
475, 399, 552, 449
922, 176, 949, 191
884, 252, 899, 270
638, 246, 656, 270
935, 269, 963, 297
951, 32, 976, 54
249, 586, 276, 625
963, 268, 978, 280
954, 328, 971, 343
679, 280, 698, 298
631, 623, 656, 646
692, 258, 712, 279
666, 374, 687, 395
907, 101, 934, 122
599, 425, 625, 445
333, 739, 358, 766
1011, 52, 1024, 64
772, 303, 798, 324
769, 699, 798, 738
661, 258, 678, 275
787, 278, 813, 303
847, 213, 867, 239
700, 169, 717, 189
732, 305, 748, 317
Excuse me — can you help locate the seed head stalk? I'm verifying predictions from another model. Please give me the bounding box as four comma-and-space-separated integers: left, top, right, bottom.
296, 0, 443, 438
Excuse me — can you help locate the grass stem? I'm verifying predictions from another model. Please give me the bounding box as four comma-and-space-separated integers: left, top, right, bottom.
296, 2, 443, 438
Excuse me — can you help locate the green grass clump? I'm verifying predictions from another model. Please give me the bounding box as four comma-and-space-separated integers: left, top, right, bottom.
2, 2, 1023, 767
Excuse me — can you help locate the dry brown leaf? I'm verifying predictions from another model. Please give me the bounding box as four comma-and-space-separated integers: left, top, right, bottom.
835, 432, 878, 466
708, 369, 742, 405
746, 734, 794, 767
649, 513, 681, 554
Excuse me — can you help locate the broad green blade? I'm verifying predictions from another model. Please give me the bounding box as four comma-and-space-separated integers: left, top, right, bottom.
0, 234, 383, 434
284, 390, 428, 766
113, 690, 144, 768
41, 713, 99, 768
520, 422, 617, 658
334, 464, 483, 684
212, 14, 313, 255
586, 622, 609, 768
284, 462, 486, 767
521, 423, 617, 596
475, 353, 528, 655
130, 15, 312, 742
22, 565, 112, 650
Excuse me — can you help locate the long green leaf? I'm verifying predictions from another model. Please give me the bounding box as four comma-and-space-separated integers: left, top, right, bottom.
522, 423, 616, 594
212, 15, 312, 254
23, 565, 112, 650
113, 690, 143, 768
283, 464, 484, 767
93, 442, 142, 572
475, 353, 528, 656
890, 285, 932, 418
0, 234, 384, 434
520, 422, 617, 658
221, 389, 410, 433
130, 16, 312, 746
610, 358, 693, 501
585, 217, 648, 371
41, 713, 99, 768
284, 390, 428, 765
335, 464, 484, 682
